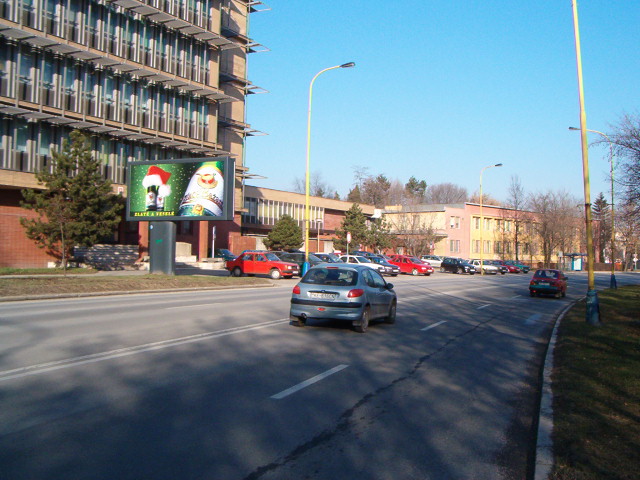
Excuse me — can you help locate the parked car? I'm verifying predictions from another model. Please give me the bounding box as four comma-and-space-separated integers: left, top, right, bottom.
313, 252, 344, 263
290, 264, 397, 333
351, 250, 377, 259
420, 254, 444, 268
484, 260, 508, 274
388, 255, 434, 276
468, 259, 499, 274
495, 260, 521, 273
529, 269, 568, 298
440, 257, 476, 274
503, 260, 530, 273
368, 255, 400, 276
272, 251, 325, 273
226, 251, 299, 279
213, 248, 237, 261
339, 255, 388, 275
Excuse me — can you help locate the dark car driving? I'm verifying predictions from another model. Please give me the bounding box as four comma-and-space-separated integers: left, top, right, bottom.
440, 257, 476, 274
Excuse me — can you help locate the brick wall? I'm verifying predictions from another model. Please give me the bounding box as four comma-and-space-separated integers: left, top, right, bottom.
0, 190, 56, 268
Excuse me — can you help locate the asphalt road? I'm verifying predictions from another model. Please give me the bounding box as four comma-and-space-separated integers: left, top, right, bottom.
0, 271, 638, 480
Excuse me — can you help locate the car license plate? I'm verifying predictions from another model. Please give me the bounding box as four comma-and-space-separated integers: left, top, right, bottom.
309, 292, 337, 300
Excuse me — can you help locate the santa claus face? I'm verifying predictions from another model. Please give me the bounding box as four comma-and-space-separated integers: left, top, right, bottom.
196, 168, 219, 189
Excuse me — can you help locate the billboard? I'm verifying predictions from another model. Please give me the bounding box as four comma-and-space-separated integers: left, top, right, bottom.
126, 157, 235, 221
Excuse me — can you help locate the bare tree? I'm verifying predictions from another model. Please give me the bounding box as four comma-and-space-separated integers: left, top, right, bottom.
385, 197, 443, 257
616, 201, 640, 270
469, 190, 501, 206
528, 189, 581, 267
292, 171, 336, 199
605, 113, 640, 216
425, 183, 468, 204
503, 175, 531, 261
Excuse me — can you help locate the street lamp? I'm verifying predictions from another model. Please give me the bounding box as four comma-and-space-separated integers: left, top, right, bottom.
304, 62, 355, 271
571, 0, 600, 325
569, 126, 617, 289
479, 163, 503, 275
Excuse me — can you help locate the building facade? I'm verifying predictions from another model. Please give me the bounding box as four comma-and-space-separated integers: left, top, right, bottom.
383, 202, 586, 267
0, 0, 267, 268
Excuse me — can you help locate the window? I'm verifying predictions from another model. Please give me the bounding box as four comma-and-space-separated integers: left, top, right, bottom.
472, 240, 480, 254
474, 217, 480, 229
450, 240, 460, 253
450, 216, 460, 229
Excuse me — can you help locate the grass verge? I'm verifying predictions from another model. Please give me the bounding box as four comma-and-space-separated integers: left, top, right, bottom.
0, 267, 98, 275
550, 285, 640, 480
0, 274, 271, 297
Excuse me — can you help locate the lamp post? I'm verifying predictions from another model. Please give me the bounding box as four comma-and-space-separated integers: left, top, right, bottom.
304, 62, 355, 271
569, 126, 616, 289
479, 163, 503, 275
571, 0, 600, 325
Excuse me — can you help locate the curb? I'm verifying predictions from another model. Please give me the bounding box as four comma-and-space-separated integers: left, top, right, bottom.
534, 300, 576, 480
0, 283, 275, 302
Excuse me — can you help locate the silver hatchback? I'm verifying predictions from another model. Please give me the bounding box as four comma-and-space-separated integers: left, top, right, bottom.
290, 264, 397, 333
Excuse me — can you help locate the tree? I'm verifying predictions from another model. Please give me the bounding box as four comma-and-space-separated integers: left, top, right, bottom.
503, 175, 531, 261
263, 214, 303, 251
334, 204, 369, 251
361, 174, 391, 207
346, 185, 362, 202
425, 183, 468, 204
606, 113, 640, 216
20, 130, 122, 271
292, 171, 336, 199
592, 192, 612, 262
405, 176, 427, 201
367, 218, 393, 253
528, 189, 581, 267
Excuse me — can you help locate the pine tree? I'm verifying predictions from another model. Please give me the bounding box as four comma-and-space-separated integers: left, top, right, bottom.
264, 214, 303, 251
20, 130, 122, 270
334, 204, 369, 251
592, 192, 611, 262
368, 218, 393, 253
347, 185, 362, 202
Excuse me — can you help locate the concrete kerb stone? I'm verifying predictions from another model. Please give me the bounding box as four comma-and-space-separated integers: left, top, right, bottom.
534, 300, 576, 480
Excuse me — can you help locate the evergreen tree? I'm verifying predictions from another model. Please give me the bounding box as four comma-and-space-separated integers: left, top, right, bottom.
592, 192, 612, 262
263, 214, 303, 251
347, 185, 362, 202
334, 204, 369, 251
20, 130, 122, 270
368, 218, 393, 253
405, 176, 427, 201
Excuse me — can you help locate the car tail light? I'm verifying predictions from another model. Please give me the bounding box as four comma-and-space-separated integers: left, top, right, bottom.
347, 289, 364, 298
293, 285, 301, 294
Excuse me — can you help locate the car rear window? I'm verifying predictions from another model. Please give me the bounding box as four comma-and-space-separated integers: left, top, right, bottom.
302, 268, 358, 286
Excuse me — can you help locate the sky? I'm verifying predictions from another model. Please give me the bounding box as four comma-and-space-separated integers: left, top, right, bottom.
242, 1, 640, 205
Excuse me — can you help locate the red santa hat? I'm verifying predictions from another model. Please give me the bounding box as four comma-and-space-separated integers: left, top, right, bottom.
142, 165, 172, 196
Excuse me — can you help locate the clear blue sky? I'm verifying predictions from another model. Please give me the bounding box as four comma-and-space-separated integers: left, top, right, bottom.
243, 1, 639, 204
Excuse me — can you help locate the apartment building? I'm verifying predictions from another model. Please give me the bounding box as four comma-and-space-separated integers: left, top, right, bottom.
0, 0, 266, 268
383, 202, 585, 266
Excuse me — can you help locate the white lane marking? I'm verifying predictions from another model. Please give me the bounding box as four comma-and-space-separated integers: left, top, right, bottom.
0, 318, 289, 383
271, 364, 349, 400
525, 313, 542, 325
477, 304, 491, 309
165, 302, 225, 309
421, 320, 448, 331
510, 295, 522, 299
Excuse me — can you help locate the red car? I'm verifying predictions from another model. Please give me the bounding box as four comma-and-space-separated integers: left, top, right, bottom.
529, 269, 568, 298
226, 251, 299, 279
495, 260, 521, 273
388, 255, 434, 276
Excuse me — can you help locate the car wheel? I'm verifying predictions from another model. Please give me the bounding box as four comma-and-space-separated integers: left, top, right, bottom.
456, 267, 463, 274
411, 268, 419, 276
530, 290, 535, 297
354, 306, 370, 333
384, 301, 396, 324
291, 316, 306, 327
425, 273, 431, 276
232, 267, 242, 277
562, 289, 566, 298
270, 268, 282, 280
440, 267, 445, 273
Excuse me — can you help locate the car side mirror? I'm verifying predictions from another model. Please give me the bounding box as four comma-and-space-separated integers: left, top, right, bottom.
386, 283, 394, 290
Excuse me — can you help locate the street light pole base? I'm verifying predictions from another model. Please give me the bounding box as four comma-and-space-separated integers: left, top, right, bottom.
586, 289, 601, 326
610, 274, 617, 289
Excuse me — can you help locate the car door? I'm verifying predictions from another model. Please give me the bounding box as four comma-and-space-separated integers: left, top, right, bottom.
363, 269, 392, 318
254, 253, 270, 275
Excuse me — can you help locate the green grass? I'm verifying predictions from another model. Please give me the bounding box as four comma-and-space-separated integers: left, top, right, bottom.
550, 285, 640, 480
0, 274, 271, 297
0, 267, 98, 275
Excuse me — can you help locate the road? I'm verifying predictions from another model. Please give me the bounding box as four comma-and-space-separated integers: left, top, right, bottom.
0, 271, 638, 480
